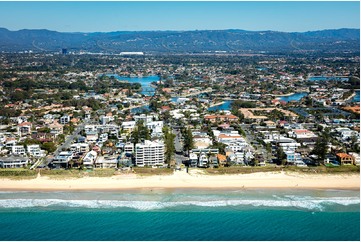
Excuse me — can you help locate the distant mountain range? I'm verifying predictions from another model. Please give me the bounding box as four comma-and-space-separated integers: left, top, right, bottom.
0, 27, 359, 53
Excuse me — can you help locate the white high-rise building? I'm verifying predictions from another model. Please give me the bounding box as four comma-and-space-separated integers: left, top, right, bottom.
135, 140, 164, 167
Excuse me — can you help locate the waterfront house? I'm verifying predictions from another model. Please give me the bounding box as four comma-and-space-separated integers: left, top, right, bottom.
349, 152, 360, 166
0, 156, 29, 168
95, 155, 118, 168
217, 154, 227, 167
189, 153, 198, 167
52, 151, 73, 169
83, 151, 98, 169
336, 153, 354, 165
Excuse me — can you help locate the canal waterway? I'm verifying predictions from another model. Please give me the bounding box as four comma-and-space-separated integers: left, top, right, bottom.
107, 74, 159, 96
308, 76, 349, 81
208, 100, 233, 111
278, 92, 308, 102
353, 90, 360, 102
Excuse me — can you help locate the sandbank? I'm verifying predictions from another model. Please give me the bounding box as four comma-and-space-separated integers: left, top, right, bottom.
0, 171, 359, 191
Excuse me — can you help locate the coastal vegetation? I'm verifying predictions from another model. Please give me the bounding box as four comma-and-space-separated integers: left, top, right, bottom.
204, 165, 360, 175
0, 164, 358, 180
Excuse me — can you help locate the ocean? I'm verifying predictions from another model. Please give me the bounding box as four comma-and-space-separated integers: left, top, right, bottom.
0, 189, 359, 241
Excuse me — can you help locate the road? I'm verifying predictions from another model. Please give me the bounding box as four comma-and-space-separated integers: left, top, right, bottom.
52, 123, 85, 159
172, 127, 188, 166
240, 124, 269, 163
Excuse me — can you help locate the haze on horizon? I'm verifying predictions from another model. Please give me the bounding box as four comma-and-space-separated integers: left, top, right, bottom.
0, 1, 359, 33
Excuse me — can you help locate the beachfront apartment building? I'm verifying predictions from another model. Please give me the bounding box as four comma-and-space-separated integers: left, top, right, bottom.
124, 142, 134, 154
135, 140, 164, 167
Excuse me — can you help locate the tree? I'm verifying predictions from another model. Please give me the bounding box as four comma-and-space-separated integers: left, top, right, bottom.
183, 127, 194, 155
276, 146, 286, 165
210, 142, 227, 155
41, 142, 56, 153
163, 126, 176, 166
311, 129, 330, 162
131, 121, 151, 144
311, 137, 328, 162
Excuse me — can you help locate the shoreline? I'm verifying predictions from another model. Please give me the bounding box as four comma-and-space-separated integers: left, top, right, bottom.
0, 171, 359, 191
209, 101, 225, 107
344, 92, 356, 101
272, 92, 295, 97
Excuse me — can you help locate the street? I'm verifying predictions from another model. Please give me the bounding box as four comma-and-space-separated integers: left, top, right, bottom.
54, 123, 85, 157
172, 127, 188, 166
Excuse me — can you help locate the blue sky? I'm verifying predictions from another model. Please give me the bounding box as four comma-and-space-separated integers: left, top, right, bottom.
0, 1, 359, 32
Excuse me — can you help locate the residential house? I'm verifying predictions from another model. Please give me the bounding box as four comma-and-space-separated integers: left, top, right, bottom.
49, 122, 63, 135
349, 152, 360, 166
95, 155, 117, 168
17, 122, 32, 136
70, 143, 89, 154
336, 153, 354, 165
27, 144, 45, 157
217, 154, 227, 167
204, 114, 239, 123
83, 150, 98, 169
86, 131, 98, 143
0, 156, 29, 168
52, 151, 73, 169
59, 115, 71, 124
11, 145, 26, 156
121, 121, 136, 133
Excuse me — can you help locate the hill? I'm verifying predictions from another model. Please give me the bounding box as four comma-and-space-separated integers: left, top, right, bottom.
0, 28, 359, 53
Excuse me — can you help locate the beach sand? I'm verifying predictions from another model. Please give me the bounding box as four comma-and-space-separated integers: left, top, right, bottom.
0, 170, 359, 191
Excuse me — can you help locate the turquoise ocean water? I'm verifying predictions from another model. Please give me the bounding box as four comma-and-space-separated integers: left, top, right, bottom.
0, 189, 359, 241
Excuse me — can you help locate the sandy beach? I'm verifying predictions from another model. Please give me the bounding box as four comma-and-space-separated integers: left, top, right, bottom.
0, 170, 359, 191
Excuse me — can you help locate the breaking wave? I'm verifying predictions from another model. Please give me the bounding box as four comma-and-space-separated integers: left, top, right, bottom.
0, 196, 359, 211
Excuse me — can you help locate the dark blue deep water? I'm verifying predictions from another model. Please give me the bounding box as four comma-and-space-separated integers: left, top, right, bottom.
0, 189, 359, 241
